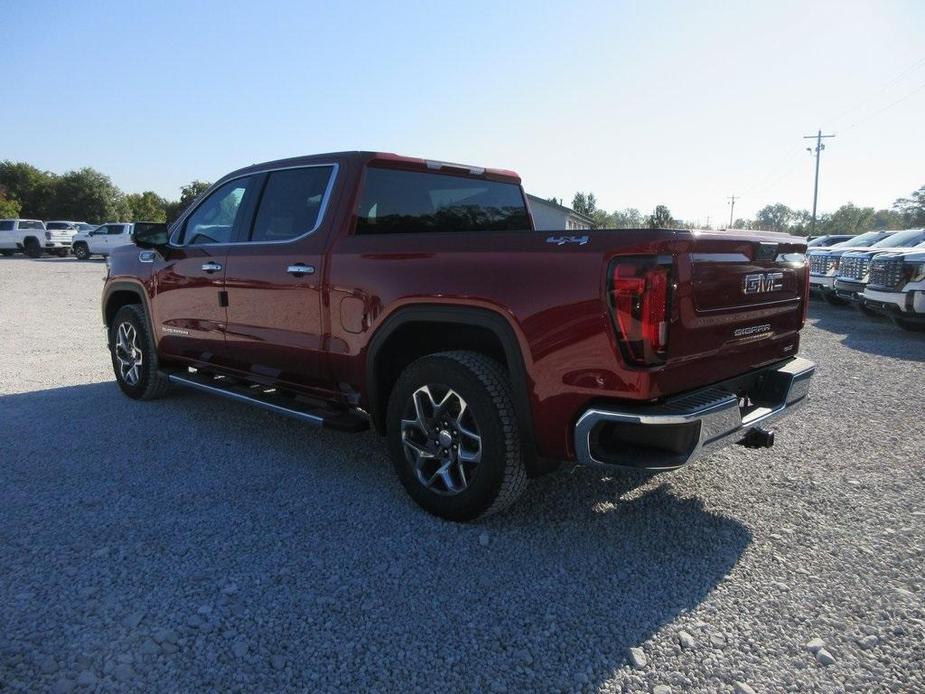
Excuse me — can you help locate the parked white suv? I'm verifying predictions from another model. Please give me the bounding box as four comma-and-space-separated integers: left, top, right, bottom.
45, 221, 87, 256
72, 222, 136, 260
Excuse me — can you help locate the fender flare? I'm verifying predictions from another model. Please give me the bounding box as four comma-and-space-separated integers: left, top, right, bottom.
102, 280, 156, 344
365, 304, 537, 465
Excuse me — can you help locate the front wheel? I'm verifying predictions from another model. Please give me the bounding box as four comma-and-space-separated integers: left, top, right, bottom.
824, 294, 847, 306
73, 243, 90, 260
109, 304, 171, 400
386, 351, 527, 522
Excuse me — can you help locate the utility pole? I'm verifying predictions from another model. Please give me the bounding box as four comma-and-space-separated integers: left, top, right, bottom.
727, 195, 738, 228
803, 130, 835, 236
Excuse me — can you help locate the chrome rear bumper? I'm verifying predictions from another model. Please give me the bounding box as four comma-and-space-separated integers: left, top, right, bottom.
574, 357, 816, 470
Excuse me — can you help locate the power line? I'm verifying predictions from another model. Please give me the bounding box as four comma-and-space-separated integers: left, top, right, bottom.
845, 80, 925, 131
803, 130, 836, 236
830, 55, 925, 127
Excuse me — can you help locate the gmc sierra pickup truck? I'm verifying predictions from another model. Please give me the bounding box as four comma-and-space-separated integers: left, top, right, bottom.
102, 151, 815, 521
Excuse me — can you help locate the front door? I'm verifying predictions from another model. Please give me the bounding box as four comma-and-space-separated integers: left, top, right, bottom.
221, 164, 337, 395
152, 176, 258, 367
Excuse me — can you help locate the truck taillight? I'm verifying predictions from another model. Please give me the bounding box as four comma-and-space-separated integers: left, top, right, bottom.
608, 257, 671, 366
801, 259, 810, 327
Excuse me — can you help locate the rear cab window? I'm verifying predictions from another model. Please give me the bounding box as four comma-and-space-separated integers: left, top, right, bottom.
18, 220, 45, 231
355, 167, 531, 235
0, 221, 14, 231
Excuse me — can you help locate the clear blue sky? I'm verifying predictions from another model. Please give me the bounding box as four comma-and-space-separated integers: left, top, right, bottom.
4, 0, 924, 225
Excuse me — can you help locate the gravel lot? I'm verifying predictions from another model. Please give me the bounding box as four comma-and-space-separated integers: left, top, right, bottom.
1, 255, 924, 693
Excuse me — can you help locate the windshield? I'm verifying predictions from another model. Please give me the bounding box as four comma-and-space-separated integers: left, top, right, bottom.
831, 231, 889, 248
872, 229, 924, 248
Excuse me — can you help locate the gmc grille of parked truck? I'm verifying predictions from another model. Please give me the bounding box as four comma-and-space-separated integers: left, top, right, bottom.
102, 151, 815, 521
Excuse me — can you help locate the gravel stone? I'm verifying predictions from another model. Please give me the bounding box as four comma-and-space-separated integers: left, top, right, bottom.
677, 630, 696, 649
478, 532, 490, 546
75, 670, 96, 687
805, 638, 825, 653
816, 648, 836, 666
733, 682, 756, 694
629, 647, 647, 669
2, 258, 925, 693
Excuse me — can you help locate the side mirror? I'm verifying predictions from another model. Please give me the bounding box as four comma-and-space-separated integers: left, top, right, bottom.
132, 223, 169, 250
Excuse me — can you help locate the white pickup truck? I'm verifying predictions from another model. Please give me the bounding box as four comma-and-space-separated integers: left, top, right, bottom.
71, 222, 137, 260
0, 219, 73, 257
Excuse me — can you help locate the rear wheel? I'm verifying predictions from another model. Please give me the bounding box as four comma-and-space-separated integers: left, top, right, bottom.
73, 243, 90, 260
24, 238, 43, 258
109, 304, 171, 400
386, 351, 527, 522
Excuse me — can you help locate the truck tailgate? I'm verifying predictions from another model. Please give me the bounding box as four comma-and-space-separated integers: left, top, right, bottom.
670, 231, 808, 365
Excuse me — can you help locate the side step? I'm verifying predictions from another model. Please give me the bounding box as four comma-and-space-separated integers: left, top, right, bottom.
166, 371, 369, 433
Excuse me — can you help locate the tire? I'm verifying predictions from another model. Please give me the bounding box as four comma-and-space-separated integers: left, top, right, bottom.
24, 238, 43, 258
893, 317, 925, 332
824, 294, 847, 306
386, 350, 527, 522
109, 304, 171, 400
73, 243, 90, 260
855, 302, 878, 318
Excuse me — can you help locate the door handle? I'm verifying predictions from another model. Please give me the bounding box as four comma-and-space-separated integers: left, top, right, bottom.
287, 263, 315, 277
201, 262, 223, 273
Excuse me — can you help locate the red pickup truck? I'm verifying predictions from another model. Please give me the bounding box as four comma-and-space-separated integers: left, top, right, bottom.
102, 151, 815, 521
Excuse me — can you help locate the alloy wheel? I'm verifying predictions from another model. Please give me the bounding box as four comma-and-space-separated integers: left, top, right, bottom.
114, 321, 143, 386
400, 385, 482, 495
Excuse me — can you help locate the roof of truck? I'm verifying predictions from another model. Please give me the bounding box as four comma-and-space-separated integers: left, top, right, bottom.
218, 151, 522, 186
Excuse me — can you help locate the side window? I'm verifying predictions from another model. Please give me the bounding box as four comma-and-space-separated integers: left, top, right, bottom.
0, 221, 13, 231
355, 167, 530, 235
107, 225, 125, 235
250, 166, 334, 242
181, 177, 252, 245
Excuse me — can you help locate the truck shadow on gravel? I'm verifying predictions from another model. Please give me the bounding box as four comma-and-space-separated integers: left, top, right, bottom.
808, 302, 925, 362
1, 382, 752, 691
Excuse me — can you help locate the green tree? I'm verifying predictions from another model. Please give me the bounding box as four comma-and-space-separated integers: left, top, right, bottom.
611, 208, 643, 228
870, 208, 904, 229
124, 191, 168, 222
0, 189, 21, 218
49, 168, 124, 223
893, 184, 925, 227
754, 203, 794, 232
545, 196, 562, 206
646, 205, 674, 228
0, 161, 57, 218
166, 180, 212, 222
571, 192, 597, 217
817, 203, 876, 236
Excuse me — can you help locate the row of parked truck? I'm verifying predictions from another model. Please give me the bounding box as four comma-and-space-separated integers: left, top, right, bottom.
0, 219, 159, 260
807, 228, 925, 331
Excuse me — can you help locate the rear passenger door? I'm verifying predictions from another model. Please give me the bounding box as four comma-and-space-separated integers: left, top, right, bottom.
222, 164, 338, 395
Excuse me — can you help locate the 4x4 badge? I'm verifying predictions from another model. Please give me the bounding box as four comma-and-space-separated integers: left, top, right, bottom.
546, 235, 589, 246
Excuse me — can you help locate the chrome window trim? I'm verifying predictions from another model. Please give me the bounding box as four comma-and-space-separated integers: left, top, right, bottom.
169, 162, 340, 248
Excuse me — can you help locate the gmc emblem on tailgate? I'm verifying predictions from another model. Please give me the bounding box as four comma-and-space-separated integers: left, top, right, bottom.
742, 271, 784, 294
